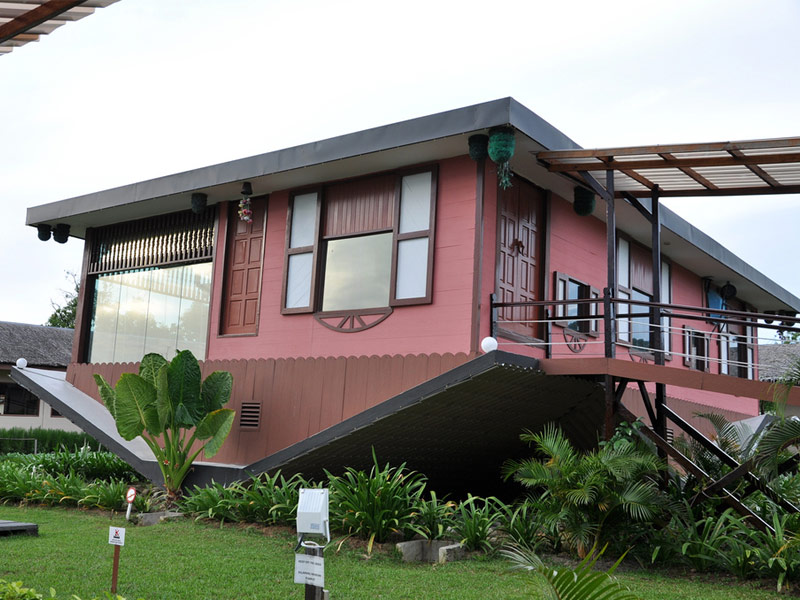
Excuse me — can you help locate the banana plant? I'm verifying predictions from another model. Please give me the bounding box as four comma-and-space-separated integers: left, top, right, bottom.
93, 350, 235, 501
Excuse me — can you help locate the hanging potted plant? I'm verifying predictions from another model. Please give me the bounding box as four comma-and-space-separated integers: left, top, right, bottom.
488, 126, 515, 189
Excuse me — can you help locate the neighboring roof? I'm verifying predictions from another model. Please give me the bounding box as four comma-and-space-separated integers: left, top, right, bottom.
537, 138, 800, 198
758, 344, 800, 382
0, 1, 118, 55
0, 321, 72, 368
24, 97, 800, 314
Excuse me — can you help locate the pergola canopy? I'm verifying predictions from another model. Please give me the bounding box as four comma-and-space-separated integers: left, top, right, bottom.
537, 137, 800, 198
0, 0, 118, 55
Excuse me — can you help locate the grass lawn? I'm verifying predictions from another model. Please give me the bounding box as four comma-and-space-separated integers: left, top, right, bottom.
0, 505, 794, 599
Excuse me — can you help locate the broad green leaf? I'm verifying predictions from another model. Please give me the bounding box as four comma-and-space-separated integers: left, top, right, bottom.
155, 363, 173, 430
139, 353, 168, 388
168, 350, 202, 426
201, 371, 233, 413
93, 374, 117, 419
115, 373, 161, 439
196, 408, 235, 458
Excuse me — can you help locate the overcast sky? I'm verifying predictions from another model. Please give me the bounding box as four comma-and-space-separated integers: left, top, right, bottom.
1, 0, 798, 328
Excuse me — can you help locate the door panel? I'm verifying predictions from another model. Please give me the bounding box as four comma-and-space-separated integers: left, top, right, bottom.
497, 179, 544, 338
221, 198, 267, 335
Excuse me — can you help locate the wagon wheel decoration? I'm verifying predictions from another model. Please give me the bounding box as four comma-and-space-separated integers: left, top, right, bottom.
563, 329, 587, 353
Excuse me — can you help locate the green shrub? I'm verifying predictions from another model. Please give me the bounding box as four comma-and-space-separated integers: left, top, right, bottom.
179, 481, 242, 523
452, 494, 506, 553
498, 499, 546, 552
0, 579, 135, 599
414, 491, 456, 540
0, 428, 101, 455
237, 471, 312, 526
5, 448, 141, 482
326, 450, 426, 553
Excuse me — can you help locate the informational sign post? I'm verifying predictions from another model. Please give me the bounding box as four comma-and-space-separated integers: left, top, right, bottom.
294, 552, 324, 588
108, 526, 126, 594
125, 487, 136, 521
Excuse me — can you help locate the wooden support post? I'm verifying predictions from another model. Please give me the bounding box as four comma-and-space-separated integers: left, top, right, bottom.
111, 545, 120, 595
304, 545, 324, 600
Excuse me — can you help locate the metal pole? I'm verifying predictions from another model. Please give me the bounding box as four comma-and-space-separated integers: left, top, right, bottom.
649, 185, 667, 442
304, 545, 324, 600
111, 545, 120, 594
604, 169, 617, 439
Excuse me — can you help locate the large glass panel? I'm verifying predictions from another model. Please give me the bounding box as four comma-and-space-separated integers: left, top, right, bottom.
290, 193, 317, 248
114, 270, 151, 363
286, 252, 313, 309
88, 263, 212, 363
618, 238, 630, 289
395, 237, 429, 300
399, 172, 432, 234
322, 233, 392, 311
177, 262, 213, 357
90, 274, 122, 363
144, 267, 182, 357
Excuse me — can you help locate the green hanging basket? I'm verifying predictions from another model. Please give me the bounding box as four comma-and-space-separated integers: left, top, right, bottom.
488, 126, 515, 164
573, 187, 596, 216
468, 134, 489, 161
488, 126, 515, 189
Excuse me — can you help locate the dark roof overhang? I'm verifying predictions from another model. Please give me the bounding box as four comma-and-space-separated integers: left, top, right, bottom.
201, 350, 605, 496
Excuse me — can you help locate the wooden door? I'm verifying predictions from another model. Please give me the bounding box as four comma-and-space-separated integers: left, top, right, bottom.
221, 198, 267, 334
497, 179, 544, 339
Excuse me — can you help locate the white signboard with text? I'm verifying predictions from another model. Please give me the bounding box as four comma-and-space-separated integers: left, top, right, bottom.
294, 553, 324, 587
108, 526, 126, 546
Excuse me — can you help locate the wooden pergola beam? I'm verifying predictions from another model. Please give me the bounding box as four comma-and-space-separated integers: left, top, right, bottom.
620, 184, 800, 198
546, 151, 800, 172
537, 137, 800, 160
0, 0, 85, 45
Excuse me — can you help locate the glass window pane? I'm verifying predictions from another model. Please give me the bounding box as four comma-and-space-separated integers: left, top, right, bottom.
399, 172, 432, 234
114, 270, 151, 363
618, 290, 630, 342
290, 193, 317, 248
631, 289, 651, 349
286, 253, 313, 309
144, 267, 182, 358
618, 238, 630, 289
322, 233, 392, 311
396, 237, 429, 300
177, 263, 213, 358
89, 273, 122, 363
89, 263, 212, 364
566, 280, 581, 330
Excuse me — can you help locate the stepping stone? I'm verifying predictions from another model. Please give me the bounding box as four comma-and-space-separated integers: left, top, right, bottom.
0, 520, 38, 536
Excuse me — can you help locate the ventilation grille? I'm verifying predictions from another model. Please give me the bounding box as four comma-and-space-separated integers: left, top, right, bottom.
88, 208, 215, 275
239, 403, 261, 428
666, 428, 674, 445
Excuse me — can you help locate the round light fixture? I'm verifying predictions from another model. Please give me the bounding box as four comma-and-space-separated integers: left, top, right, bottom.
480, 336, 499, 353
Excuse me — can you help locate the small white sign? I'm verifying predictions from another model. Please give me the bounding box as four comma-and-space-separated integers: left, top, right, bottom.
108, 526, 126, 546
126, 487, 136, 504
294, 553, 324, 587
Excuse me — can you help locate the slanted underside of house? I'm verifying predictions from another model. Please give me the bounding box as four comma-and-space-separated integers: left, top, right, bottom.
13, 98, 800, 496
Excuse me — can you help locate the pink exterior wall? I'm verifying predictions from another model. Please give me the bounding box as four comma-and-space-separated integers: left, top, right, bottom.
206, 156, 478, 361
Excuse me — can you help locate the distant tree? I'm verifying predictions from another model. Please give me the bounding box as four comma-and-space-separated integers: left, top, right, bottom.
45, 271, 79, 329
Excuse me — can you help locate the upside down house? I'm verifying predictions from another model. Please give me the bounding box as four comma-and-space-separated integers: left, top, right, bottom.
14, 98, 800, 508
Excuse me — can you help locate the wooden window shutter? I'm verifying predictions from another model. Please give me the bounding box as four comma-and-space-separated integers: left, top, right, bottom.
221, 198, 267, 335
